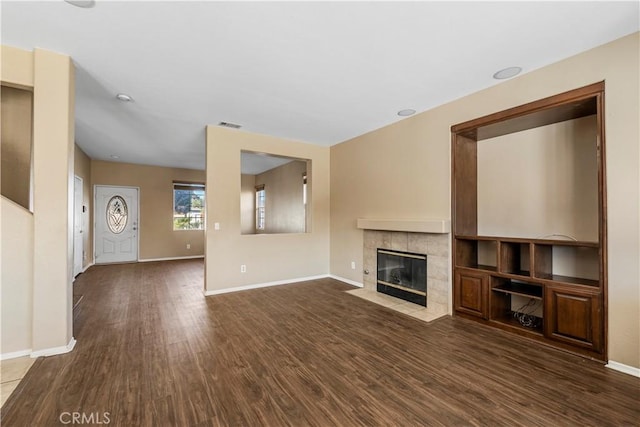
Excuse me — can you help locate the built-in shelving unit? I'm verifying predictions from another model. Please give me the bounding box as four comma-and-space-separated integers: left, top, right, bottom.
451, 82, 607, 360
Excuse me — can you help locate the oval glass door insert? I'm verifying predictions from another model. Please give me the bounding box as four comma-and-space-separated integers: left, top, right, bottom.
106, 195, 128, 234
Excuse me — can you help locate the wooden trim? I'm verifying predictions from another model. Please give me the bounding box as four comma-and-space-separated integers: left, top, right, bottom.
454, 235, 599, 247
596, 88, 608, 362
451, 81, 605, 139
451, 134, 477, 236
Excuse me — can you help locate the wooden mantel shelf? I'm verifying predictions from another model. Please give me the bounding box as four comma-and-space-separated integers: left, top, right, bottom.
356, 219, 451, 234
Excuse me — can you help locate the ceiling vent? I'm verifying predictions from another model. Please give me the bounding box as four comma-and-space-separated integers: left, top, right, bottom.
218, 121, 242, 129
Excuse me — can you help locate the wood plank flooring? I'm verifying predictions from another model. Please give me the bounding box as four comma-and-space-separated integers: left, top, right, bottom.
1, 259, 638, 426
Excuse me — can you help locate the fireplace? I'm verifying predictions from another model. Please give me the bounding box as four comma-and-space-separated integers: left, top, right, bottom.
377, 249, 427, 306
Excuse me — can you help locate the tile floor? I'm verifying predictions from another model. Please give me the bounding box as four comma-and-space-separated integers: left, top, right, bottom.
1, 356, 35, 407
346, 287, 448, 322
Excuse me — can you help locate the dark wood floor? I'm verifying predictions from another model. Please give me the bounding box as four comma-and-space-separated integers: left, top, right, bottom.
2, 260, 638, 426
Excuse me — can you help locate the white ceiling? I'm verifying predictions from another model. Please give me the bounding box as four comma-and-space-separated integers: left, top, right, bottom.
2, 1, 638, 171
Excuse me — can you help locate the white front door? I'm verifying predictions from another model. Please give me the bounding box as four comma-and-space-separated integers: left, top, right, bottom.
73, 176, 84, 276
95, 186, 138, 264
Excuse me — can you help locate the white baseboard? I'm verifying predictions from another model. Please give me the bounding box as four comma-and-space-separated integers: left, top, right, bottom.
30, 337, 76, 358
139, 255, 204, 263
606, 361, 640, 377
0, 349, 32, 361
82, 262, 94, 273
74, 262, 95, 283
204, 274, 330, 296
328, 274, 363, 288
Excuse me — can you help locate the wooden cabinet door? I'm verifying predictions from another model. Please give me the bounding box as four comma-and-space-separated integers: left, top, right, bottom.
454, 269, 489, 319
545, 286, 603, 353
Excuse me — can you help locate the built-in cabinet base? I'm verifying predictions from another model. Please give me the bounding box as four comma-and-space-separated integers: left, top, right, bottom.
454, 267, 604, 359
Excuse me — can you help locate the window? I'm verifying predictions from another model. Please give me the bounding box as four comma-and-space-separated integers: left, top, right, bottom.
173, 182, 205, 230
255, 185, 265, 230
106, 195, 128, 234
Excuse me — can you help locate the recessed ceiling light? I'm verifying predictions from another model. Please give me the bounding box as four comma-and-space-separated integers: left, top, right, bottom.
397, 109, 416, 117
116, 93, 133, 102
64, 0, 95, 8
110, 155, 120, 159
493, 66, 522, 80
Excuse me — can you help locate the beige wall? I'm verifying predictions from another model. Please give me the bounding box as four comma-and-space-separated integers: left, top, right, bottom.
0, 45, 34, 88
91, 160, 205, 260
1, 45, 76, 355
74, 145, 92, 269
255, 160, 307, 234
1, 85, 33, 210
478, 116, 598, 241
330, 33, 639, 368
240, 174, 256, 234
0, 198, 33, 354
330, 108, 451, 280
31, 47, 76, 353
206, 127, 330, 292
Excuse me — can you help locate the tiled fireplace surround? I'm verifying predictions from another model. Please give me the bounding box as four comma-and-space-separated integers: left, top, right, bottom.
362, 230, 450, 316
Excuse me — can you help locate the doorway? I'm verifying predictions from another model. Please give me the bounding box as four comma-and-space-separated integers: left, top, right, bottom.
94, 185, 139, 264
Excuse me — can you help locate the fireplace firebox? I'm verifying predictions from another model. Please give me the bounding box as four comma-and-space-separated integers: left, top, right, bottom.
377, 249, 427, 306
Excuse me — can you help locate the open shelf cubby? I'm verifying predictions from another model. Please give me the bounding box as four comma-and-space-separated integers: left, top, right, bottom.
499, 241, 531, 278
533, 243, 600, 287
491, 277, 543, 335
455, 238, 497, 272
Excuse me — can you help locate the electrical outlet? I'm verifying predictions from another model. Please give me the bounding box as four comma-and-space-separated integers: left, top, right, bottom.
240, 264, 247, 273
186, 243, 191, 250
351, 261, 356, 270
214, 222, 220, 230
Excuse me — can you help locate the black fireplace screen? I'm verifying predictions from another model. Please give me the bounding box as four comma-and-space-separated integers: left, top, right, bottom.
377, 249, 427, 306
